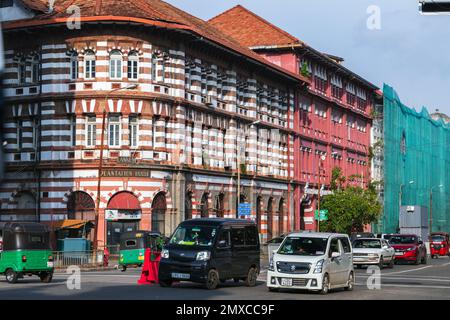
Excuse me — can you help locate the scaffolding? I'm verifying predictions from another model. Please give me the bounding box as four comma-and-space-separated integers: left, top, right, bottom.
380, 84, 450, 234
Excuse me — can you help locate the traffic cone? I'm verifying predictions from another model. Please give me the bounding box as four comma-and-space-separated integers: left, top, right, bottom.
137, 248, 152, 285
147, 251, 161, 283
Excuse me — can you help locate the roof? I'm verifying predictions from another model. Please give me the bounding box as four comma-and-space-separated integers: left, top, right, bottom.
4, 0, 309, 84
209, 5, 378, 90
286, 232, 348, 239
52, 220, 94, 230
20, 0, 48, 12
209, 5, 301, 48
1, 222, 50, 233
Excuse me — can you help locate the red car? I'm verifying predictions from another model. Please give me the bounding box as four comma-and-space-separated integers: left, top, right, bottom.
429, 232, 450, 259
389, 234, 427, 265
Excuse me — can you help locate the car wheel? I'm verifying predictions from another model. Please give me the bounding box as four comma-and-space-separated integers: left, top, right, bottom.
205, 269, 220, 290
320, 274, 330, 295
159, 279, 173, 288
388, 257, 394, 269
39, 272, 53, 283
5, 269, 18, 284
344, 272, 354, 291
378, 256, 384, 269
244, 267, 258, 287
120, 265, 127, 272
421, 253, 427, 265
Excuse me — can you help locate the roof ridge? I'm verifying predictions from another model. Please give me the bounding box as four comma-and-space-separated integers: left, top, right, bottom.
209, 4, 301, 46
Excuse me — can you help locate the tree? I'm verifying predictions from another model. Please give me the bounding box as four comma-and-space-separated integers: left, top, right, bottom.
319, 187, 382, 234
330, 167, 346, 191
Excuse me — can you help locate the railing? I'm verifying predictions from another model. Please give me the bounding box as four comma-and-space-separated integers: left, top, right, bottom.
53, 251, 104, 268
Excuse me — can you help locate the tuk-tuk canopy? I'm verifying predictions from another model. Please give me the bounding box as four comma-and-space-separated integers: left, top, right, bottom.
0, 222, 51, 251
119, 230, 162, 250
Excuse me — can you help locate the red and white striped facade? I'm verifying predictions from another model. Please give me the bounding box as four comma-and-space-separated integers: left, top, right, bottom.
0, 3, 307, 243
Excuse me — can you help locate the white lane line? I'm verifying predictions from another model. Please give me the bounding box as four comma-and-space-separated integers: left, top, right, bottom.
355, 283, 450, 290
379, 266, 434, 275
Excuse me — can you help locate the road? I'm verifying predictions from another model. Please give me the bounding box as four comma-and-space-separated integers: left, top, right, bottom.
0, 257, 449, 300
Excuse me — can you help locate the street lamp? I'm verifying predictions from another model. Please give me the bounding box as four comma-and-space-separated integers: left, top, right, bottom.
94, 84, 139, 253
430, 184, 444, 233
237, 120, 260, 218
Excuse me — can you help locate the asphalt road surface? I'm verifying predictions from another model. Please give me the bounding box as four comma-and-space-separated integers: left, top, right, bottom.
0, 257, 449, 300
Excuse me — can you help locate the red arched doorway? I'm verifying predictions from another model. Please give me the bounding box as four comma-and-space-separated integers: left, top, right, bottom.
106, 192, 142, 246
200, 193, 209, 218
151, 193, 167, 234
278, 198, 285, 236
67, 191, 95, 220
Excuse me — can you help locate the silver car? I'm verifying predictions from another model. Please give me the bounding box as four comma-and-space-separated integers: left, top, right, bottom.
352, 238, 395, 269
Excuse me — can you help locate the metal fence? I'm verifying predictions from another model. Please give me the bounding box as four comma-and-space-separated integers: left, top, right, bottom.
53, 251, 104, 268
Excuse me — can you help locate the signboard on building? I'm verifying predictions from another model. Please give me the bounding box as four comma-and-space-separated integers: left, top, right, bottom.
105, 209, 142, 221
238, 203, 252, 217
101, 170, 150, 178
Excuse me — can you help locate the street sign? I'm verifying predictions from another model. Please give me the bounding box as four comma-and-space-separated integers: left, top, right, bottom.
315, 210, 328, 222
238, 203, 252, 217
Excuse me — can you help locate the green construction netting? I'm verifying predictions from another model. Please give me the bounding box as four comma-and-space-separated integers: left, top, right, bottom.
378, 84, 450, 234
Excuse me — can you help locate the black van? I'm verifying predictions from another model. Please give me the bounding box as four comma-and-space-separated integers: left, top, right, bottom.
158, 219, 260, 290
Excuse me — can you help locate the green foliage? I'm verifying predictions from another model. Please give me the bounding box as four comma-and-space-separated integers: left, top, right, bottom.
330, 167, 346, 191
319, 187, 382, 234
300, 62, 311, 78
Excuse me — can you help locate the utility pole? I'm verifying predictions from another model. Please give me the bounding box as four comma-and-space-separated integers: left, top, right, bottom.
316, 155, 326, 232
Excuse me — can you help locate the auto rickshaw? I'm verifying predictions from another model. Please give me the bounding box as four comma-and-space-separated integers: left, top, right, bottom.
118, 231, 165, 272
0, 222, 54, 284
429, 232, 450, 259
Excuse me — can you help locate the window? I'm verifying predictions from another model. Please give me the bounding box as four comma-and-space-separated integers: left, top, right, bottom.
84, 51, 96, 80
69, 52, 79, 80
108, 115, 121, 147
340, 237, 352, 253
17, 57, 26, 84
217, 229, 231, 248
86, 116, 96, 147
231, 228, 245, 246
70, 115, 77, 147
31, 55, 39, 83
129, 116, 138, 147
109, 50, 123, 80
16, 120, 23, 149
127, 52, 139, 80
329, 238, 340, 257
32, 118, 38, 149
245, 226, 258, 246
151, 54, 158, 81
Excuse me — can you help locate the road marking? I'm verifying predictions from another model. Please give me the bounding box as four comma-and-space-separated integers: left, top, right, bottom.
379, 266, 434, 275
355, 282, 450, 290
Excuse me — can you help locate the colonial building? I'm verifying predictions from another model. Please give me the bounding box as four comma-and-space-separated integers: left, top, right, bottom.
0, 0, 309, 245
209, 5, 379, 230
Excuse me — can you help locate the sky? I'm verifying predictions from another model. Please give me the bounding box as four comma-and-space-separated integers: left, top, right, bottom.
166, 0, 450, 116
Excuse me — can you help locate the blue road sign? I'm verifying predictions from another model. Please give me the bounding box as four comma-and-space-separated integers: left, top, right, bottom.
238, 203, 252, 217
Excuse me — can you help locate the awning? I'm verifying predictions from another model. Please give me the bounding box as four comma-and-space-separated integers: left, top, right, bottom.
52, 220, 94, 230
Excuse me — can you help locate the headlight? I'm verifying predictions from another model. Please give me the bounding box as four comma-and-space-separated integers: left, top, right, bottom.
368, 253, 379, 257
161, 249, 170, 259
314, 259, 325, 274
268, 259, 275, 271
196, 251, 211, 261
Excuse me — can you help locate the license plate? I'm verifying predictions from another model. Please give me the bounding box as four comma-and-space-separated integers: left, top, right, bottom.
171, 273, 190, 280
395, 252, 404, 256
138, 256, 145, 261
47, 262, 54, 268
280, 278, 292, 286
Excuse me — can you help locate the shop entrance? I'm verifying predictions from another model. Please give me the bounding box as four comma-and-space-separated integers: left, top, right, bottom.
107, 220, 140, 247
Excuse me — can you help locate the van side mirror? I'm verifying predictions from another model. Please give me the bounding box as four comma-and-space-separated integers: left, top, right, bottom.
331, 252, 341, 259
218, 240, 228, 248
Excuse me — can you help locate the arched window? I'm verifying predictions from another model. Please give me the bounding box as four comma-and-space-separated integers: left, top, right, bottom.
200, 193, 209, 218
127, 51, 139, 80
67, 191, 95, 220
17, 57, 26, 84
69, 51, 79, 80
109, 50, 123, 80
84, 50, 96, 80
151, 193, 167, 234
215, 193, 225, 218
267, 197, 274, 240
30, 55, 40, 83
185, 192, 193, 221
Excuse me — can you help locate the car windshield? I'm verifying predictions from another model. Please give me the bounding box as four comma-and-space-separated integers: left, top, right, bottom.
389, 236, 417, 244
277, 237, 328, 256
353, 239, 381, 249
431, 236, 445, 242
169, 225, 217, 247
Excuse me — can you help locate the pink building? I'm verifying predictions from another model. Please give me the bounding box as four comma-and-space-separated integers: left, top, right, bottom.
210, 5, 378, 231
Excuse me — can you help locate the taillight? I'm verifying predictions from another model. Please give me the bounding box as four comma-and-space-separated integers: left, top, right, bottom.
22, 255, 27, 262
48, 255, 53, 261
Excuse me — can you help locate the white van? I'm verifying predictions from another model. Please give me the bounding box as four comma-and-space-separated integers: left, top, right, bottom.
267, 232, 354, 294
